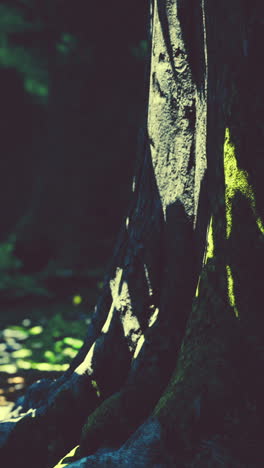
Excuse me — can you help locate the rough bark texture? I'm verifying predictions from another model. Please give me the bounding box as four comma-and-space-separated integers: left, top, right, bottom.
0, 1, 263, 467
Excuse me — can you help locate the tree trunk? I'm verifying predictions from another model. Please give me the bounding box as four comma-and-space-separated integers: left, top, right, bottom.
1, 1, 263, 467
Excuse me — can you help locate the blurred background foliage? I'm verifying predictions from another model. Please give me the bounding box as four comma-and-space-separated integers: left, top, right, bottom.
0, 0, 148, 375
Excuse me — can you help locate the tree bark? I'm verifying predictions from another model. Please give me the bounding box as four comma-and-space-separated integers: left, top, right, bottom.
1, 1, 263, 467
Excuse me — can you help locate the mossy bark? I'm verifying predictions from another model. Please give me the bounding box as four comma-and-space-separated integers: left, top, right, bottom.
0, 1, 263, 467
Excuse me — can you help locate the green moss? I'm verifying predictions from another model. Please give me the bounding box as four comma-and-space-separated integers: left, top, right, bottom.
91, 380, 101, 398
79, 388, 143, 457
226, 265, 239, 318
155, 331, 229, 452
80, 392, 124, 455
195, 217, 214, 298
256, 217, 264, 234
195, 275, 201, 297
155, 255, 240, 456
223, 127, 263, 318
204, 217, 214, 263
224, 128, 264, 237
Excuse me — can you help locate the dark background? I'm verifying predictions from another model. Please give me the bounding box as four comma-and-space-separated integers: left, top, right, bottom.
0, 0, 148, 387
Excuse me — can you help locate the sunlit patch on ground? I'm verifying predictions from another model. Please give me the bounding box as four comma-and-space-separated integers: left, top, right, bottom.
0, 313, 89, 374
0, 371, 62, 421
0, 305, 92, 415
0, 375, 23, 420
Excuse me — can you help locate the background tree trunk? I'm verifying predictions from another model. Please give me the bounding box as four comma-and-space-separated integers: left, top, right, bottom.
11, 1, 147, 274
0, 1, 263, 467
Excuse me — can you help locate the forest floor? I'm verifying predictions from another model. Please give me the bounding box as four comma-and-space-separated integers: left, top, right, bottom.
0, 271, 101, 420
